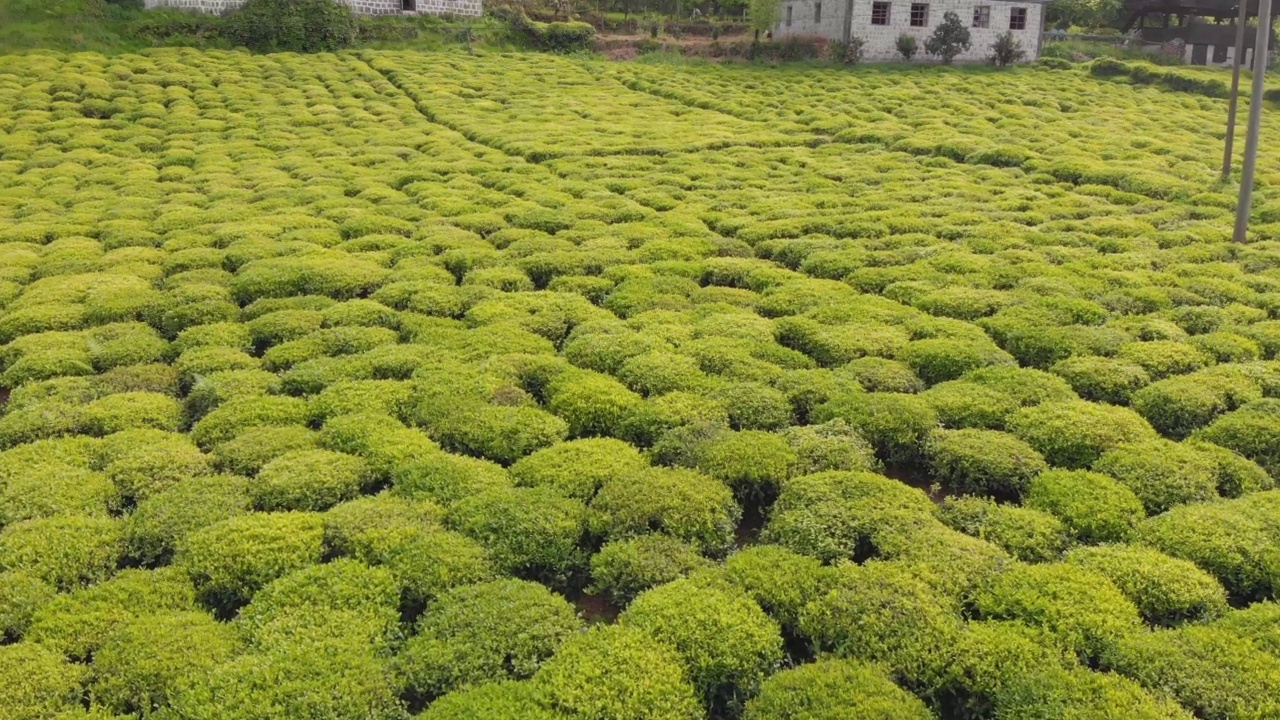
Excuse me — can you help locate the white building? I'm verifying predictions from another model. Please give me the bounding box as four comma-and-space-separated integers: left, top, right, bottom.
143, 0, 481, 17
773, 0, 1049, 62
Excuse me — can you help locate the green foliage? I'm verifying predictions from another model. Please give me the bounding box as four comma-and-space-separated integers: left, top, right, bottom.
1050, 356, 1151, 405
694, 429, 796, 495
123, 474, 251, 565
780, 419, 881, 475
222, 0, 357, 53
990, 31, 1026, 66
898, 337, 1013, 385
621, 578, 784, 711
418, 681, 563, 720
0, 570, 56, 640
509, 438, 648, 501
1195, 399, 1280, 477
1025, 469, 1146, 544
0, 642, 85, 720
1104, 626, 1280, 720
925, 11, 973, 64
532, 624, 703, 720
940, 496, 1070, 563
590, 467, 740, 555
812, 392, 939, 462
1092, 440, 1219, 514
1065, 545, 1228, 626
743, 658, 933, 720
896, 33, 920, 61
0, 515, 121, 591
589, 535, 711, 605
974, 562, 1141, 661
447, 487, 587, 583
925, 428, 1047, 498
251, 449, 373, 512
176, 511, 324, 612
1009, 400, 1156, 469
721, 545, 831, 632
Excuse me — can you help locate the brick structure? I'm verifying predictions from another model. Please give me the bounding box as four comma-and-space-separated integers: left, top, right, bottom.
143, 0, 482, 17
773, 0, 1049, 62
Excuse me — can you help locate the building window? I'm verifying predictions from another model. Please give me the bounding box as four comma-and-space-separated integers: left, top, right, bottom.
786, 5, 792, 25
401, 0, 415, 10
972, 5, 989, 27
1212, 44, 1228, 63
872, 1, 891, 25
815, 1, 822, 22
1009, 6, 1027, 29
910, 2, 929, 25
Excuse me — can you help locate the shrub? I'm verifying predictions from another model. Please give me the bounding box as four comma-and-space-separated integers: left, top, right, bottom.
447, 487, 587, 583
223, 0, 357, 53
898, 338, 1013, 386
720, 545, 831, 632
921, 380, 1021, 429
533, 624, 702, 720
396, 578, 579, 701
509, 438, 648, 501
1008, 400, 1156, 469
973, 562, 1141, 661
234, 559, 400, 649
896, 33, 920, 60
781, 420, 880, 475
925, 11, 972, 64
841, 357, 924, 393
992, 664, 1194, 720
0, 570, 55, 640
321, 492, 443, 557
0, 516, 121, 591
940, 496, 1070, 563
1104, 626, 1280, 720
251, 449, 373, 512
348, 524, 495, 606
1195, 399, 1280, 477
744, 658, 933, 720
924, 428, 1047, 498
1065, 545, 1228, 626
25, 567, 196, 661
211, 426, 319, 477
941, 620, 1073, 719
1025, 470, 1146, 544
123, 474, 252, 565
990, 31, 1026, 66
1092, 440, 1219, 514
1117, 341, 1212, 380
1132, 373, 1256, 439
618, 352, 706, 396
589, 535, 711, 606
527, 20, 597, 53
762, 471, 935, 563
694, 429, 795, 496
1050, 356, 1151, 405
392, 452, 512, 506
589, 467, 740, 556
1135, 492, 1280, 601
707, 382, 793, 431
419, 681, 561, 720
91, 610, 240, 715
1212, 602, 1280, 656
1187, 440, 1274, 498
812, 392, 939, 462
799, 561, 961, 691
0, 643, 84, 720
829, 36, 866, 64
190, 396, 309, 450
430, 404, 569, 465
82, 391, 184, 436
176, 511, 324, 612
621, 579, 783, 712
0, 463, 115, 526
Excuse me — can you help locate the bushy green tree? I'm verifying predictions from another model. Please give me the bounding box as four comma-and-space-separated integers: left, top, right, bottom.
924, 11, 972, 64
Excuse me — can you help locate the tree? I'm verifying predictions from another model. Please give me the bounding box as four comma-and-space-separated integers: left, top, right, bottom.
990, 31, 1027, 65
748, 0, 779, 41
896, 33, 919, 60
924, 11, 972, 64
222, 0, 358, 53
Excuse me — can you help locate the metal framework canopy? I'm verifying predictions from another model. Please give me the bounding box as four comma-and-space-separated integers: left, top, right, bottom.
1121, 0, 1262, 30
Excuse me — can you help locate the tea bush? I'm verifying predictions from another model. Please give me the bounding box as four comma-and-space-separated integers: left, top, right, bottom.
925, 428, 1047, 498
590, 467, 740, 556
1024, 469, 1146, 544
1064, 545, 1229, 626
743, 658, 933, 720
590, 535, 711, 605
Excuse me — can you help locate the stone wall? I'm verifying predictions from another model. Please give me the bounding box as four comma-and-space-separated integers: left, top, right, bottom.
775, 0, 1045, 63
143, 0, 481, 17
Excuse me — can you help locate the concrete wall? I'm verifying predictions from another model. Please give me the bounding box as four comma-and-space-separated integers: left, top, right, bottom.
775, 0, 1045, 62
143, 0, 481, 17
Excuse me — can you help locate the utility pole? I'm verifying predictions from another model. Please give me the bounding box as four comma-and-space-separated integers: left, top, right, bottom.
1222, 0, 1251, 181
1234, 0, 1274, 242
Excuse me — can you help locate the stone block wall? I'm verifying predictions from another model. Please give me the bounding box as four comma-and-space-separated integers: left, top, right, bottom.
775, 0, 1044, 63
144, 0, 481, 17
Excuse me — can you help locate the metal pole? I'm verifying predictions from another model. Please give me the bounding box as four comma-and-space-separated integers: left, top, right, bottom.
1223, 0, 1251, 180
1234, 0, 1274, 242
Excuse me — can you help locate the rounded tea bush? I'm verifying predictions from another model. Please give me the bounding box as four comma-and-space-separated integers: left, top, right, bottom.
251, 449, 373, 512
0, 570, 56, 640
1092, 440, 1219, 514
419, 681, 564, 720
123, 474, 252, 565
1186, 440, 1273, 498
798, 561, 961, 691
509, 438, 648, 501
940, 496, 1070, 563
589, 467, 740, 556
0, 515, 122, 591
620, 578, 784, 711
532, 624, 703, 720
446, 487, 587, 583
706, 382, 793, 431
840, 357, 925, 393
974, 562, 1142, 661
780, 420, 880, 475
743, 658, 933, 720
924, 428, 1047, 498
694, 429, 796, 496
1050, 356, 1152, 405
897, 337, 1014, 385
1194, 399, 1280, 477
1065, 545, 1228, 626
920, 380, 1022, 430
1008, 400, 1157, 469
589, 535, 711, 606
395, 578, 581, 699
1104, 625, 1280, 720
176, 511, 324, 612
1024, 470, 1146, 544
721, 545, 832, 632
211, 425, 319, 477
812, 392, 939, 462
991, 663, 1194, 720
392, 452, 513, 507
0, 642, 85, 719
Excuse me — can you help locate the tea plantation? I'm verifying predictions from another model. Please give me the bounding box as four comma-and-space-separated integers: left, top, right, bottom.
3, 48, 1280, 720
